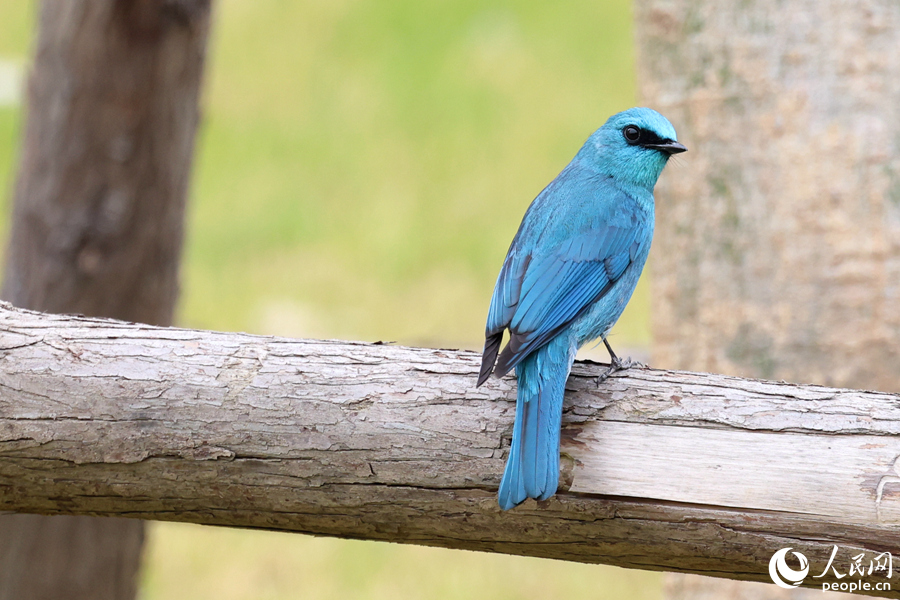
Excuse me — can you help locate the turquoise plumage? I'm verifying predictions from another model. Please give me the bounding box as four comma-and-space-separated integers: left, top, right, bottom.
478, 107, 685, 510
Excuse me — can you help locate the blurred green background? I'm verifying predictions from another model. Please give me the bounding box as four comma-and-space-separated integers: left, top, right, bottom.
0, 0, 659, 598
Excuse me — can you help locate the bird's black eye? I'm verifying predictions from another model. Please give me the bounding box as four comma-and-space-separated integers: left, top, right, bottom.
623, 125, 641, 144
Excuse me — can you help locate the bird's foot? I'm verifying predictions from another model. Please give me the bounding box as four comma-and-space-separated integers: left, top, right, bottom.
595, 356, 646, 386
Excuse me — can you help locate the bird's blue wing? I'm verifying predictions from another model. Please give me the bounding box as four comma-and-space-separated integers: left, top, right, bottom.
485, 245, 529, 337
491, 223, 643, 376
477, 242, 529, 385
476, 171, 650, 386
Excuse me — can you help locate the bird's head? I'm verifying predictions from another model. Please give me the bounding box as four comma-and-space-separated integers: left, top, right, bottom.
579, 107, 686, 190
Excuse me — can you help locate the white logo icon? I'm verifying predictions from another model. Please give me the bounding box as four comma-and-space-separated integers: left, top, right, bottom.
769, 548, 809, 589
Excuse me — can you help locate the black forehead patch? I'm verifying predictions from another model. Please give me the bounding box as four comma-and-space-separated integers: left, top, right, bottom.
637, 129, 666, 146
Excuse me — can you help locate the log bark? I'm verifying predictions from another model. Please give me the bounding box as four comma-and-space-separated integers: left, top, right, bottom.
1, 305, 899, 597
0, 1, 211, 599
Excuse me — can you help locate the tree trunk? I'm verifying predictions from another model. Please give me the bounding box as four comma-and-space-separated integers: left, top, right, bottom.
0, 1, 211, 599
1, 305, 900, 598
636, 0, 900, 598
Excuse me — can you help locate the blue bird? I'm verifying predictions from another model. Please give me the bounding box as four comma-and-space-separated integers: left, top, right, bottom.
477, 107, 685, 510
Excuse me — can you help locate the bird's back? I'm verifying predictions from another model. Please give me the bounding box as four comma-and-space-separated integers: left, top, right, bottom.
480, 160, 654, 381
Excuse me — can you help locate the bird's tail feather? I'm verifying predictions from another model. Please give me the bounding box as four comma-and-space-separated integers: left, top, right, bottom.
498, 335, 573, 510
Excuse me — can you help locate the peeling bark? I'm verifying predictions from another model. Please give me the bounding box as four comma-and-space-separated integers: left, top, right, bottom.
1, 305, 899, 597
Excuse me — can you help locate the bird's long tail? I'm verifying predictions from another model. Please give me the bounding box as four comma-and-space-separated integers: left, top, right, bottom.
498, 334, 575, 510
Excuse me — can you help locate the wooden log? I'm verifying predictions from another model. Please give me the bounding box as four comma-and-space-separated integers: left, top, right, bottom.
1, 304, 898, 596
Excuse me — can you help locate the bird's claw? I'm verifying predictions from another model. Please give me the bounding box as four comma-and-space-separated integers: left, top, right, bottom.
595, 356, 645, 386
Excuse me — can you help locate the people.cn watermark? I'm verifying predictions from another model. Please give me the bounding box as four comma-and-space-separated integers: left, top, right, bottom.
768, 546, 893, 594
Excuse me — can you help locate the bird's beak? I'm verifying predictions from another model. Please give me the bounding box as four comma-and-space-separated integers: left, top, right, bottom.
645, 140, 687, 155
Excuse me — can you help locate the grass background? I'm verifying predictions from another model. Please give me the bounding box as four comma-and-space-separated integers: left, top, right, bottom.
0, 0, 661, 598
